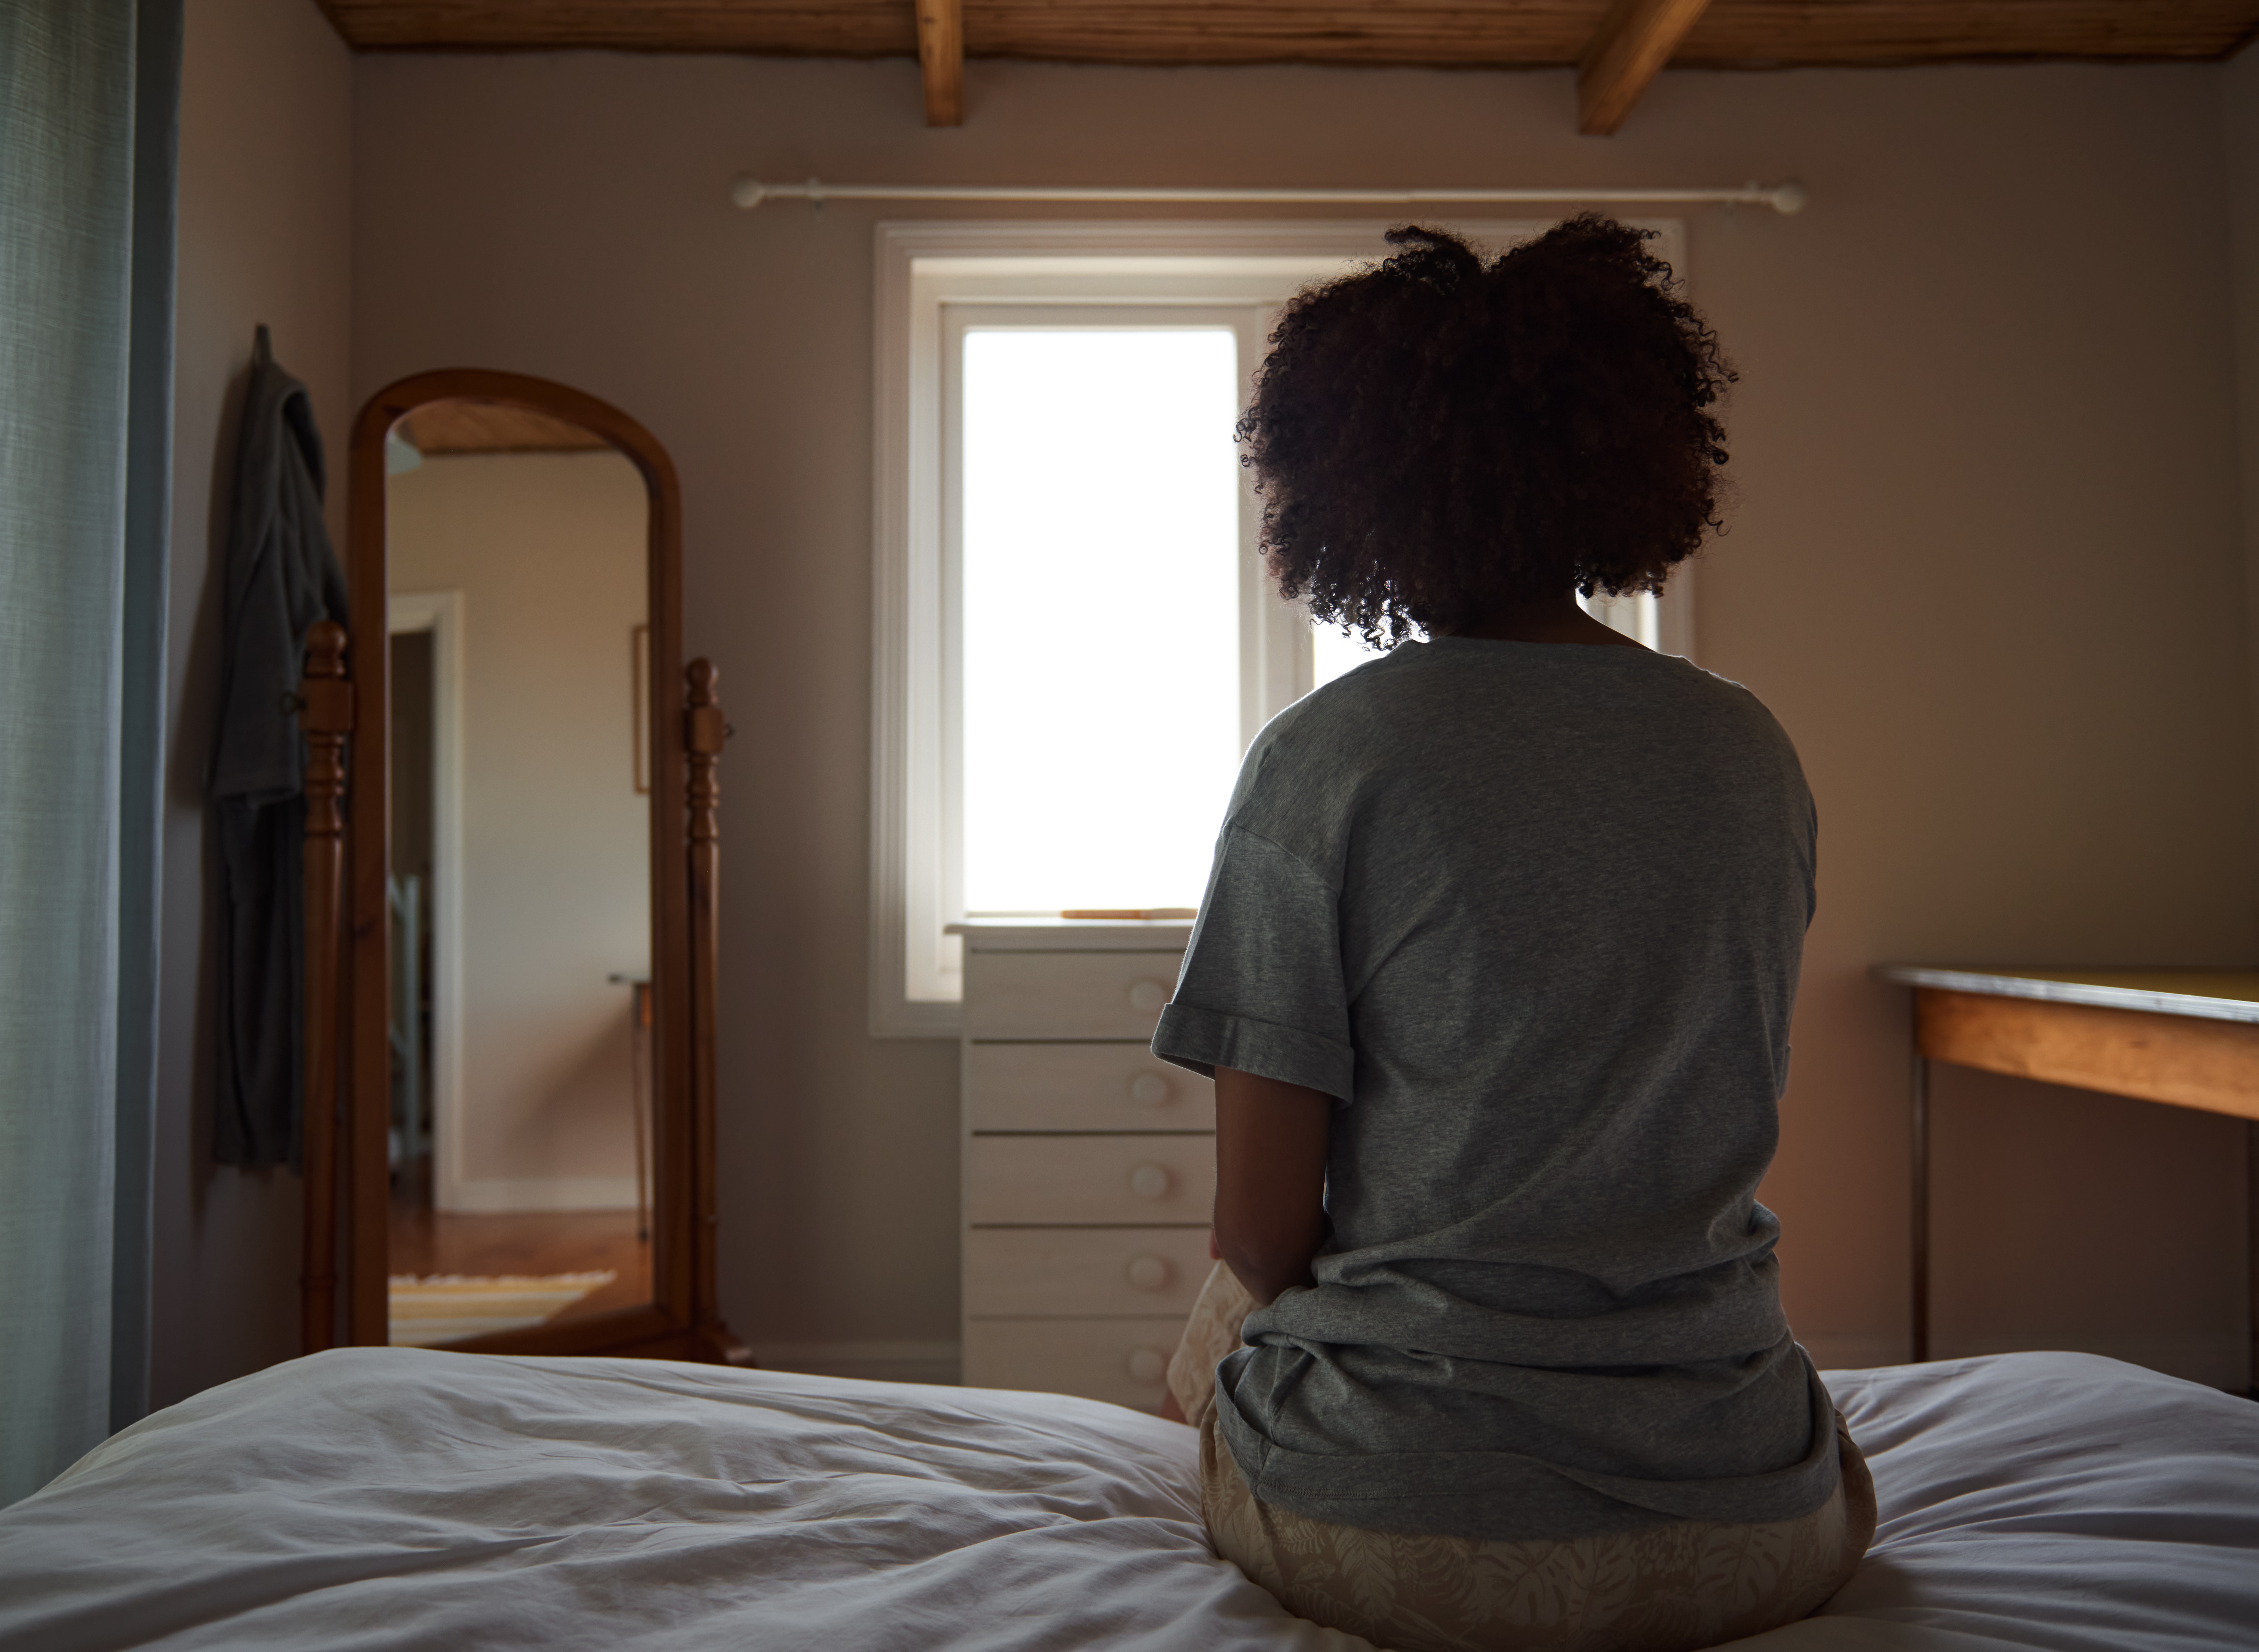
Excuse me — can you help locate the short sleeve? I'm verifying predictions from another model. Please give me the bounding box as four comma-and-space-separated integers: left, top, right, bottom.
1151, 826, 1355, 1103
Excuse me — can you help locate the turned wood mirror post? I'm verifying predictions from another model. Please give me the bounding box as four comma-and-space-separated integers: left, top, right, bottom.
318, 368, 744, 1363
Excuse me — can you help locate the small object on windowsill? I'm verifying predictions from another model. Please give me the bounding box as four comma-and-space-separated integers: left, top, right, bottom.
1060, 908, 1197, 921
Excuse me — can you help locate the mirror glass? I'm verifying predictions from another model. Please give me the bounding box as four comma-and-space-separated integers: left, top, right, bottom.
380, 399, 656, 1347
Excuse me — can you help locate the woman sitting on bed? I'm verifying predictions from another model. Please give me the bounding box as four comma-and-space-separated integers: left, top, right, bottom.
1151, 217, 1876, 1652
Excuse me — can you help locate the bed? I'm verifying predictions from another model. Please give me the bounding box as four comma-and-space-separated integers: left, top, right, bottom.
1, 1347, 2252, 1651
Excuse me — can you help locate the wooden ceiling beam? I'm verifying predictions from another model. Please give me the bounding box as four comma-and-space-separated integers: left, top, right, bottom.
1578, 0, 1715, 136
319, 3, 2259, 70
918, 0, 964, 126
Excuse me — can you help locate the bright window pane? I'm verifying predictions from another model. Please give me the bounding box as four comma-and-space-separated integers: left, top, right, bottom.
1580, 589, 1660, 648
961, 329, 1242, 912
1312, 621, 1388, 689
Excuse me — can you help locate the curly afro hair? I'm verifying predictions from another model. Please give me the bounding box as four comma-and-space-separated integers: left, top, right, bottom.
1237, 215, 1734, 646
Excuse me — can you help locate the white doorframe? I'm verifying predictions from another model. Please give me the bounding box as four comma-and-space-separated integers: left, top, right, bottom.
387, 591, 467, 1213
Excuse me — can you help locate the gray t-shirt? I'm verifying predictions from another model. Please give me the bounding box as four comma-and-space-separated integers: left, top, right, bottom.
1151, 636, 1838, 1542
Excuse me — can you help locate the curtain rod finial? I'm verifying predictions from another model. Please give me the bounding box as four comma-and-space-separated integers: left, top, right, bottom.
729, 175, 765, 209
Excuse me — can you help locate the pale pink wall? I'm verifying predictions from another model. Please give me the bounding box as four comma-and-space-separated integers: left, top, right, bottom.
153, 0, 353, 1406
351, 53, 2257, 1382
1685, 69, 2257, 1379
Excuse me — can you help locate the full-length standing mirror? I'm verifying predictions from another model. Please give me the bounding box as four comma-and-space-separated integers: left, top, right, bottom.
328, 369, 743, 1363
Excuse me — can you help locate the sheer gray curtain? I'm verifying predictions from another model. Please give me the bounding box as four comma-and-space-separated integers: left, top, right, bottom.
0, 0, 175, 1505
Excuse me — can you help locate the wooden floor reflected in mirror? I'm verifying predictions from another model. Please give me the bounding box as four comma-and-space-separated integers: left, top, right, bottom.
387, 1205, 654, 1346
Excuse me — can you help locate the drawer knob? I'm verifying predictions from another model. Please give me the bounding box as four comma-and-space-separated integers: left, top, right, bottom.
1127, 1162, 1171, 1201
1127, 978, 1169, 1014
1126, 1347, 1168, 1385
1127, 1072, 1169, 1108
1126, 1254, 1171, 1292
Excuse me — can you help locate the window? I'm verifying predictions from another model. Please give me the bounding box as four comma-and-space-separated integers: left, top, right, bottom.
956, 323, 1245, 916
1312, 592, 1674, 688
873, 221, 1691, 1034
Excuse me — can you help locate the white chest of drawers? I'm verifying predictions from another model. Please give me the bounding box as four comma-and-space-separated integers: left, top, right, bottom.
950, 919, 1211, 1412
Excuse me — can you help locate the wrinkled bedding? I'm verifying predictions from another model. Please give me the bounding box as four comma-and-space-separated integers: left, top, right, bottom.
0, 1348, 2251, 1651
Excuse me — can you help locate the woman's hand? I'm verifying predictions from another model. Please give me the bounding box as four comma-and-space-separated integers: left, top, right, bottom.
1212, 1067, 1332, 1307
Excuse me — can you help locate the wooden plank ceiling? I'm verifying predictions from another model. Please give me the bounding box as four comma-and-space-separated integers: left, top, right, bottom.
322, 2, 2259, 67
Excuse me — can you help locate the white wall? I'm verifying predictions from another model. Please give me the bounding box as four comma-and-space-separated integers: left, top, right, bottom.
387, 450, 650, 1211
350, 49, 2258, 1387
153, 0, 354, 1406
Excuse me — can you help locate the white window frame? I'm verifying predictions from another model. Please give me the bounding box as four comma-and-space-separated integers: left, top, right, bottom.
871, 219, 1692, 1036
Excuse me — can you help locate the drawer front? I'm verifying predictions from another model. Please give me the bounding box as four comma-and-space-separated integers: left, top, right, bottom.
966, 1044, 1215, 1132
962, 1317, 1187, 1411
964, 1228, 1214, 1317
966, 1135, 1215, 1226
963, 951, 1184, 1040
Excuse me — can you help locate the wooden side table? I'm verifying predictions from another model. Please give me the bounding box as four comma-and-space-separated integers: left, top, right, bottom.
1874, 966, 2259, 1386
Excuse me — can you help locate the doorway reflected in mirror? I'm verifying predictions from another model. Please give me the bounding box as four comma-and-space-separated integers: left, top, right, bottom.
381, 400, 655, 1346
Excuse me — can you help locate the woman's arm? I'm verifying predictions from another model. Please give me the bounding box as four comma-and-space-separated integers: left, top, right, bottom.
1212, 1066, 1332, 1307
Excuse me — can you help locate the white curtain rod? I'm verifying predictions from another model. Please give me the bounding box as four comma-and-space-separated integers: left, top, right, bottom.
729, 175, 1808, 216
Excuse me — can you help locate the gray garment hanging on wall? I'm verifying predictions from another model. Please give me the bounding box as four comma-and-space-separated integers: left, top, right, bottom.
210, 327, 348, 1168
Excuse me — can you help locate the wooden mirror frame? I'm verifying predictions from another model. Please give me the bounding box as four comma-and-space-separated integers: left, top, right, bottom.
327, 368, 745, 1364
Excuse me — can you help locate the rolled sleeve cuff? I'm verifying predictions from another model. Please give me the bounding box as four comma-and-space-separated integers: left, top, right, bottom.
1152, 1003, 1355, 1104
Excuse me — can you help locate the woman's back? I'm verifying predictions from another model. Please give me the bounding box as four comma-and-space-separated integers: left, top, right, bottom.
1154, 635, 1837, 1544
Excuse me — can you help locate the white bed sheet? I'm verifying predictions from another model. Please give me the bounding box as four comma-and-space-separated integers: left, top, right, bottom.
1737, 1353, 2259, 1652
0, 1347, 2251, 1652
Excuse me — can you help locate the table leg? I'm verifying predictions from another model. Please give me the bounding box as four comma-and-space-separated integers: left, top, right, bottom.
1911, 1046, 1930, 1364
